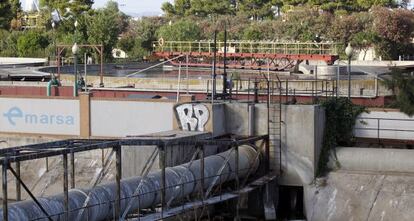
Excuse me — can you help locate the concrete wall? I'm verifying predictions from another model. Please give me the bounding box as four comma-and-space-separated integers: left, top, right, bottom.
355, 109, 414, 140
334, 147, 414, 173
0, 134, 57, 148
279, 105, 325, 186
224, 103, 325, 186
224, 103, 268, 136
90, 100, 174, 137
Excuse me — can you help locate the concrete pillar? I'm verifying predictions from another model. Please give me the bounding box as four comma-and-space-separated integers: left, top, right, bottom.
79, 92, 91, 138
178, 94, 194, 103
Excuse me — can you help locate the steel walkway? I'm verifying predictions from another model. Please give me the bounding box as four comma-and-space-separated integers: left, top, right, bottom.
153, 41, 339, 71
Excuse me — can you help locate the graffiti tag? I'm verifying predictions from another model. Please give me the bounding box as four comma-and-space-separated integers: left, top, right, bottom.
175, 104, 209, 131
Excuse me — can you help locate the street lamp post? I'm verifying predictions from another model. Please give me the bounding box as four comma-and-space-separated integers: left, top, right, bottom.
51, 21, 56, 75
72, 20, 79, 97
72, 43, 79, 97
345, 43, 354, 99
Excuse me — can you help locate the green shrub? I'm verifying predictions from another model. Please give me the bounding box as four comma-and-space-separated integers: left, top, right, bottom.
317, 98, 366, 176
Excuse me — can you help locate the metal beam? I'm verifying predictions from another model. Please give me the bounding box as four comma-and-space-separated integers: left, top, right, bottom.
15, 161, 21, 201
2, 160, 8, 221
114, 145, 122, 220
8, 165, 53, 221
160, 144, 166, 219
70, 152, 75, 189
63, 154, 69, 221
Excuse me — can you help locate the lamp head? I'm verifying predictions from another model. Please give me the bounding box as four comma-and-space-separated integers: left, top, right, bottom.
72, 43, 79, 55
345, 43, 354, 58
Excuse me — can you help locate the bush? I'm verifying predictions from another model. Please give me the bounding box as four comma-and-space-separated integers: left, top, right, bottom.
317, 98, 366, 176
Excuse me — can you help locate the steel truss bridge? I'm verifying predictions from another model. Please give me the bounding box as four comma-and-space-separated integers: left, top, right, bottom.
153, 40, 340, 71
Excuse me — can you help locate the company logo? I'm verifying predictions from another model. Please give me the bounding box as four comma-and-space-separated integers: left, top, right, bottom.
3, 106, 74, 126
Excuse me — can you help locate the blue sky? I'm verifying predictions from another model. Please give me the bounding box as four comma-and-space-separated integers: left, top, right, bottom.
21, 0, 172, 14
21, 0, 414, 14
93, 0, 172, 14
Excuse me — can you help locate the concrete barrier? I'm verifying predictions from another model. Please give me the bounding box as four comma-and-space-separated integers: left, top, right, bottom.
0, 57, 47, 67
335, 147, 414, 173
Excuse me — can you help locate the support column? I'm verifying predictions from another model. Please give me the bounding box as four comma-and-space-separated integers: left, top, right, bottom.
159, 144, 166, 218
15, 161, 21, 201
114, 145, 122, 220
178, 94, 194, 103
100, 46, 104, 87
2, 160, 8, 221
235, 144, 240, 220
265, 136, 270, 174
63, 154, 69, 221
79, 92, 91, 138
70, 152, 75, 189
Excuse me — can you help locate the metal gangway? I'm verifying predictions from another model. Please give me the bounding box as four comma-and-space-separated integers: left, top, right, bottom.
153, 40, 340, 71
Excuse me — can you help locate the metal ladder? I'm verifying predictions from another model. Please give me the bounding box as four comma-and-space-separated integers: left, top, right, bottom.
268, 77, 283, 175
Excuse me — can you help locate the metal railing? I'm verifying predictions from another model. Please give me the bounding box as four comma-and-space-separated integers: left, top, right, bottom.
354, 117, 414, 142
153, 40, 339, 55
206, 77, 337, 103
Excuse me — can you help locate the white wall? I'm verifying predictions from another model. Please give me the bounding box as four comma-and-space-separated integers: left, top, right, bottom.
90, 100, 174, 137
0, 98, 80, 135
355, 110, 414, 140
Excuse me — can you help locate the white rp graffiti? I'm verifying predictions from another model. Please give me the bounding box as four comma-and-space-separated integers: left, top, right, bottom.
175, 104, 209, 131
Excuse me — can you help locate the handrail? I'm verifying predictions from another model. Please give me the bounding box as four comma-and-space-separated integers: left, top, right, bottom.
153, 40, 340, 55
355, 117, 414, 142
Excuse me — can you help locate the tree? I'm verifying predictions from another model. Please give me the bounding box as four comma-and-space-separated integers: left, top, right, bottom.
157, 19, 202, 41
328, 12, 370, 44
371, 7, 414, 59
40, 0, 93, 16
17, 30, 49, 57
238, 0, 274, 20
372, 7, 414, 44
189, 0, 234, 17
118, 17, 166, 59
161, 0, 191, 16
282, 0, 398, 12
86, 1, 121, 60
242, 25, 264, 40
10, 0, 21, 18
383, 68, 414, 116
0, 1, 13, 29
0, 31, 22, 56
278, 7, 332, 41
356, 0, 397, 10
351, 31, 378, 60
161, 2, 176, 16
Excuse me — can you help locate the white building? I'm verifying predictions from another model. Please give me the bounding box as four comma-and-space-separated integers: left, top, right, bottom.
22, 0, 40, 12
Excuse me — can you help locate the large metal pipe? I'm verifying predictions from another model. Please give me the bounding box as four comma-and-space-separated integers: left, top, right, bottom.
1, 145, 259, 221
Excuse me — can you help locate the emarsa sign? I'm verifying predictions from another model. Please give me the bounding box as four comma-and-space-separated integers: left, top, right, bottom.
0, 98, 80, 136
4, 107, 75, 126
